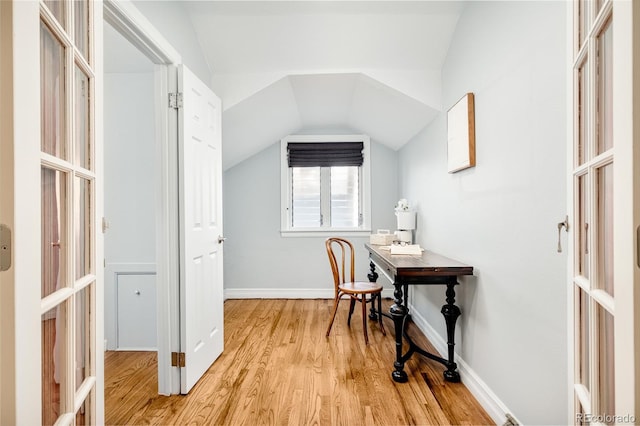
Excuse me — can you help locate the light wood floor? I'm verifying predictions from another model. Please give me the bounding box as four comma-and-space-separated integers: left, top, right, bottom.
105, 298, 494, 425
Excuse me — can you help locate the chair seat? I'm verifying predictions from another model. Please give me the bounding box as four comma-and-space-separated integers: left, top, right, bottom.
338, 281, 383, 294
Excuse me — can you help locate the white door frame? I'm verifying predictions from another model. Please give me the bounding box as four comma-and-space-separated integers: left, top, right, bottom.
103, 0, 182, 395
611, 0, 640, 416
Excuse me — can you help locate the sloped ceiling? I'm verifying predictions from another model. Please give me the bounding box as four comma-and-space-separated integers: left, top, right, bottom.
184, 1, 464, 74
223, 73, 439, 169
177, 1, 465, 169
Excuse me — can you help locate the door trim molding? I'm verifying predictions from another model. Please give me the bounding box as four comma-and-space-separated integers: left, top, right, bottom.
103, 0, 179, 65
103, 0, 182, 395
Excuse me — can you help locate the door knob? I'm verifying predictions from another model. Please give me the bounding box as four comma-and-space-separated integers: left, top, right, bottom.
557, 215, 569, 253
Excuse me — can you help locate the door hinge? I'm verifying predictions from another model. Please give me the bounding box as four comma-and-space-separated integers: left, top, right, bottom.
171, 351, 186, 367
169, 92, 183, 109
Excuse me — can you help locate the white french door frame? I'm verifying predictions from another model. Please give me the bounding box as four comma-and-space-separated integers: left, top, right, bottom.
103, 0, 182, 395
612, 0, 640, 416
0, 1, 42, 424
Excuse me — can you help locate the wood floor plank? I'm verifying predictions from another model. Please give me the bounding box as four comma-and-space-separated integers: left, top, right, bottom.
106, 299, 495, 425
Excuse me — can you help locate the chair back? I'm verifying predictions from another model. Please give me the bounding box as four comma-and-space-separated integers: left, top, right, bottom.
325, 238, 356, 291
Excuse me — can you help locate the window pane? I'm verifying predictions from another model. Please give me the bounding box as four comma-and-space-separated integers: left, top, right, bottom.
76, 178, 92, 279
577, 175, 589, 278
42, 168, 67, 298
74, 0, 90, 61
575, 397, 586, 425
596, 0, 605, 15
76, 391, 92, 425
597, 305, 615, 423
44, 0, 66, 29
75, 285, 91, 390
41, 22, 66, 159
577, 287, 590, 390
75, 65, 91, 169
596, 20, 613, 154
578, 0, 591, 51
292, 167, 321, 228
597, 164, 613, 295
577, 60, 588, 166
330, 167, 359, 228
42, 304, 66, 426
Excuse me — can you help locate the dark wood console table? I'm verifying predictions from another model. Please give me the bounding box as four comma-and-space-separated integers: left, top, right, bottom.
364, 243, 473, 383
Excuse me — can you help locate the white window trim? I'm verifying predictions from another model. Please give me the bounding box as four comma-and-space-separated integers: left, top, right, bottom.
280, 134, 372, 238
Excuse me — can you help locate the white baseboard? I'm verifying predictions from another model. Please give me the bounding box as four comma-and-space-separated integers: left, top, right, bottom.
224, 287, 395, 300
408, 304, 521, 426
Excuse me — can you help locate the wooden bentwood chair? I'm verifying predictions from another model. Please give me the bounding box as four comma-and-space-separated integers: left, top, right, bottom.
325, 237, 386, 344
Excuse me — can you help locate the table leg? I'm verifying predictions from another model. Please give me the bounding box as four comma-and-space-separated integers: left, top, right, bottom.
368, 261, 379, 320
403, 283, 408, 310
390, 281, 408, 382
441, 281, 461, 382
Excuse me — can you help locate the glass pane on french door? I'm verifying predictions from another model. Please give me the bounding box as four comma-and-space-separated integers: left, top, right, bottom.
42, 304, 66, 426
73, 0, 90, 62
75, 65, 91, 170
41, 21, 66, 160
43, 0, 66, 30
42, 167, 67, 298
40, 0, 96, 423
571, 2, 615, 424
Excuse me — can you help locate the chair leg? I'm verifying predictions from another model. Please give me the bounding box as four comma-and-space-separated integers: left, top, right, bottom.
326, 293, 343, 338
361, 294, 369, 344
347, 297, 356, 327
377, 292, 386, 336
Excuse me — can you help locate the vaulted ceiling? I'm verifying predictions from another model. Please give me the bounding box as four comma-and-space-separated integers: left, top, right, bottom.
109, 1, 466, 169
221, 72, 440, 168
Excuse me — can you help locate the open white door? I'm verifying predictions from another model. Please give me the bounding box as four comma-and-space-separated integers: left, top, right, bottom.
177, 64, 224, 393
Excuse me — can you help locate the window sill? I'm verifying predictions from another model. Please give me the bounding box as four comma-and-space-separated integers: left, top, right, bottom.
280, 228, 372, 238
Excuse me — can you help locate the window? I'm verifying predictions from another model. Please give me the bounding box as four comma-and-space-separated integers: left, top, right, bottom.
281, 135, 371, 237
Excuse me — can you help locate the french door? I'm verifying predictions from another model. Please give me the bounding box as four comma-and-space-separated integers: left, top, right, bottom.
570, 0, 638, 424
0, 0, 103, 424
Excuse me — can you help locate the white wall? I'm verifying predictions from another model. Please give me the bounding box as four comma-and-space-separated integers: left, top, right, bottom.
104, 73, 156, 264
132, 0, 211, 84
223, 137, 398, 295
398, 2, 567, 424
104, 72, 157, 350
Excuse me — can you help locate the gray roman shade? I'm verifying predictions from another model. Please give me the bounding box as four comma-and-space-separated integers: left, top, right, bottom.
287, 142, 364, 167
